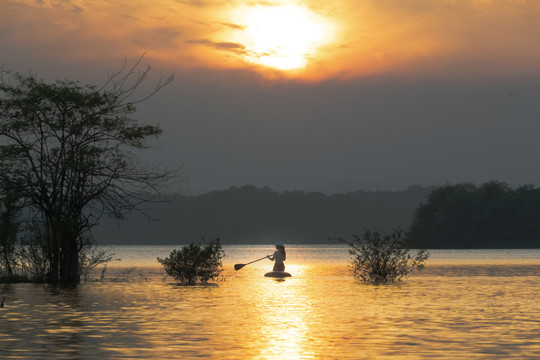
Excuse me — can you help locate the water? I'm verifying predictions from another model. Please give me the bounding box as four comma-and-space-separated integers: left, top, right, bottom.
2, 245, 540, 359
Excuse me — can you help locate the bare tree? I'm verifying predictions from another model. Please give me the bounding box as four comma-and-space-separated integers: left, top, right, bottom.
0, 58, 177, 283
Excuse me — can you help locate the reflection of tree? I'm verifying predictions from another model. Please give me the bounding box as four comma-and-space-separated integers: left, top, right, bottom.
46, 286, 84, 354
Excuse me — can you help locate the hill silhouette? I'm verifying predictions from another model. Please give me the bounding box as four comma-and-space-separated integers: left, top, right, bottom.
93, 185, 432, 245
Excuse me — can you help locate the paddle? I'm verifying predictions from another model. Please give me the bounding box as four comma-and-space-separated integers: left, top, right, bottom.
234, 256, 268, 271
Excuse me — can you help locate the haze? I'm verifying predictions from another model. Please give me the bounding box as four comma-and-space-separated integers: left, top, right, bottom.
2, 0, 540, 194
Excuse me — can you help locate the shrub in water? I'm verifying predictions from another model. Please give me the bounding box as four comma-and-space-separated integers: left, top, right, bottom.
338, 228, 429, 283
157, 238, 224, 285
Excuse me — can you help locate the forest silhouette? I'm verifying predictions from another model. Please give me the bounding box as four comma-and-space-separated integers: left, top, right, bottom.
95, 185, 432, 245
95, 182, 540, 248
409, 181, 540, 248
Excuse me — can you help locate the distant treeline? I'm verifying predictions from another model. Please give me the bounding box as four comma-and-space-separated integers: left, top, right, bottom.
94, 185, 432, 245
94, 182, 540, 248
408, 181, 540, 248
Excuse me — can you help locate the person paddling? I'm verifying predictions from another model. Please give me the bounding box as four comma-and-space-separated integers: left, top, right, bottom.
267, 243, 286, 271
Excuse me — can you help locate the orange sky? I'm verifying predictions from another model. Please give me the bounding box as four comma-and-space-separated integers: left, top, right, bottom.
2, 0, 540, 81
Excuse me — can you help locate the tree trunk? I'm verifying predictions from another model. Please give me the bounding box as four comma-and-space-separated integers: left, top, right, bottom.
49, 230, 60, 283
59, 234, 80, 283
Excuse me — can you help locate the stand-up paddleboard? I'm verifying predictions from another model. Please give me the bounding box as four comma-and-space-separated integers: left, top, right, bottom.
264, 271, 291, 278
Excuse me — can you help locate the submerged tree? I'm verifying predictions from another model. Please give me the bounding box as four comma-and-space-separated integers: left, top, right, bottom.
0, 191, 21, 278
158, 238, 225, 285
337, 228, 429, 283
0, 58, 176, 283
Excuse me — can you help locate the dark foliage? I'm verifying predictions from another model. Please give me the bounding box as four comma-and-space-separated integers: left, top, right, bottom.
157, 238, 225, 285
94, 185, 433, 245
409, 181, 540, 248
0, 191, 21, 277
0, 59, 175, 283
337, 228, 429, 283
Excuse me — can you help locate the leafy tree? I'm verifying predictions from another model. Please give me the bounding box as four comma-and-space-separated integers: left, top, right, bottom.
0, 59, 175, 283
408, 183, 480, 248
337, 228, 429, 283
157, 238, 225, 285
409, 181, 540, 248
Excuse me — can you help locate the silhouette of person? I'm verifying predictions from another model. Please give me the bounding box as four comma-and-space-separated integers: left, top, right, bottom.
267, 243, 286, 271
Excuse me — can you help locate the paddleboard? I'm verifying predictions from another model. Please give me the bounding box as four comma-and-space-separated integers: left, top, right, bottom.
264, 271, 291, 278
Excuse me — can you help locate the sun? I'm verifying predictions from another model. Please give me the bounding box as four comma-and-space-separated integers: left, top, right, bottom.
240, 5, 332, 71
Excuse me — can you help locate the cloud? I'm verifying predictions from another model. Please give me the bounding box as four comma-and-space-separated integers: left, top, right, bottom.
186, 39, 247, 54
131, 26, 183, 48
218, 22, 246, 31
11, 0, 86, 12
174, 0, 214, 7
3, 0, 540, 80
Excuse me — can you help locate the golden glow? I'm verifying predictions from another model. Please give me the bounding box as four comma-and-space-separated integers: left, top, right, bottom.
3, 0, 540, 81
239, 5, 333, 71
253, 265, 310, 360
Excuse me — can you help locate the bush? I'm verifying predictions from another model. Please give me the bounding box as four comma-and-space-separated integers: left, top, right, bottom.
337, 228, 429, 283
1, 219, 115, 283
157, 238, 225, 285
78, 242, 116, 282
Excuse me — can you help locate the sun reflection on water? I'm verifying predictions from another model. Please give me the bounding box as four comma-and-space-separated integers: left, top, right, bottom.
248, 265, 312, 359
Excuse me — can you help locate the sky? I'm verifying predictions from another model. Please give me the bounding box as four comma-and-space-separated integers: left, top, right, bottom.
1, 0, 540, 194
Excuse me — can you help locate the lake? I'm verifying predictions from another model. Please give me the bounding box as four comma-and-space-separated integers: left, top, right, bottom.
1, 245, 540, 359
